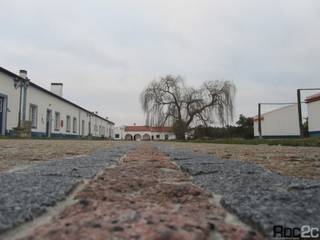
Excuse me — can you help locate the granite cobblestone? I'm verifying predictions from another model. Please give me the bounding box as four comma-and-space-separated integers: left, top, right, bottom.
159, 144, 320, 238
0, 144, 135, 235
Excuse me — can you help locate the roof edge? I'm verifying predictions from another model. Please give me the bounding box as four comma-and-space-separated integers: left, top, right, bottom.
0, 66, 114, 125
305, 92, 320, 103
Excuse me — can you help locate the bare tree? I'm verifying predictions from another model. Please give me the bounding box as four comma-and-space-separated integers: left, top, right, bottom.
141, 75, 236, 139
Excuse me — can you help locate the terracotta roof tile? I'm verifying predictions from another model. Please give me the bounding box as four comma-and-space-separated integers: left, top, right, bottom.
125, 126, 173, 132
306, 92, 320, 103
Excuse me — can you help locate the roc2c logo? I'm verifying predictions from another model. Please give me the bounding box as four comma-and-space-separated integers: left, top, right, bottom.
273, 225, 320, 239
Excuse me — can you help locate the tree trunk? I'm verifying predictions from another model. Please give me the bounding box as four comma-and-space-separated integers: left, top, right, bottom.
173, 120, 187, 140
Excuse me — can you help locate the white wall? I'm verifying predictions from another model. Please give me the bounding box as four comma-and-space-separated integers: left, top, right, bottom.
307, 100, 320, 134
91, 115, 114, 138
26, 86, 114, 137
0, 71, 114, 137
125, 131, 150, 140
254, 104, 300, 137
27, 86, 88, 136
0, 72, 20, 131
120, 130, 176, 141
114, 126, 125, 140
151, 131, 176, 140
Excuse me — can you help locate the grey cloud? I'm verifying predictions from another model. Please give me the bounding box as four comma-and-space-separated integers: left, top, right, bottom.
1, 0, 319, 125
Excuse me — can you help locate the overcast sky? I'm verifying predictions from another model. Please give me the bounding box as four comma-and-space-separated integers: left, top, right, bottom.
1, 0, 319, 125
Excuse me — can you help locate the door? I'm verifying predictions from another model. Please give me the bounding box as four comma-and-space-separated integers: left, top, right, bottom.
46, 109, 52, 137
0, 97, 4, 135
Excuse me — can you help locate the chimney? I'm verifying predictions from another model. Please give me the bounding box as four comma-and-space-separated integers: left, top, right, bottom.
50, 83, 63, 97
19, 69, 28, 79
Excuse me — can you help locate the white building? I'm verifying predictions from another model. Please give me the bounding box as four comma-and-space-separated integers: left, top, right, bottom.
306, 92, 320, 137
0, 66, 114, 138
253, 104, 300, 138
114, 125, 176, 141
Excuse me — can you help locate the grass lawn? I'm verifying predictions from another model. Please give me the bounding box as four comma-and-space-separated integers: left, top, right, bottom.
178, 137, 320, 147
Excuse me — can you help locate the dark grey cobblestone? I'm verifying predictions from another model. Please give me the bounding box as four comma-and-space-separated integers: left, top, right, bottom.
0, 143, 135, 234
158, 144, 320, 238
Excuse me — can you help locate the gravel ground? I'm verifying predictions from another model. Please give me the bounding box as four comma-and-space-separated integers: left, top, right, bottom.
159, 144, 320, 238
0, 140, 120, 172
0, 143, 135, 236
164, 142, 320, 180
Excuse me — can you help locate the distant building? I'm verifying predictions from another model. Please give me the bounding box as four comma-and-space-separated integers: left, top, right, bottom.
253, 104, 300, 138
306, 92, 320, 137
114, 125, 176, 141
0, 66, 114, 138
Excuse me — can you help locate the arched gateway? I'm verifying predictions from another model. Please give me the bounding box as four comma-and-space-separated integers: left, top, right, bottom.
125, 134, 133, 140
142, 134, 151, 141
134, 134, 142, 141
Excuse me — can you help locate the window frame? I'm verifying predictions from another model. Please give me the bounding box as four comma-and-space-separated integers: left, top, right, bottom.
0, 98, 3, 113
66, 115, 71, 132
54, 111, 60, 131
29, 104, 38, 129
81, 120, 85, 136
73, 117, 77, 133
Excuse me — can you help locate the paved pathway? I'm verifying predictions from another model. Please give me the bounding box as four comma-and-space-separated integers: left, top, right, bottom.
159, 144, 320, 238
0, 144, 134, 236
1, 142, 319, 239
17, 144, 262, 240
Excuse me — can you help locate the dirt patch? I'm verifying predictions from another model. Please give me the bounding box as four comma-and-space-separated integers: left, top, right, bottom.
21, 144, 264, 240
0, 140, 120, 172
165, 142, 320, 180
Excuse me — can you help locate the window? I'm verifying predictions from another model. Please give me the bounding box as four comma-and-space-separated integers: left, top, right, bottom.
101, 126, 105, 137
81, 120, 85, 135
115, 134, 120, 139
73, 117, 77, 133
0, 98, 3, 113
29, 104, 38, 128
54, 112, 60, 131
165, 135, 169, 140
66, 115, 71, 132
156, 134, 160, 139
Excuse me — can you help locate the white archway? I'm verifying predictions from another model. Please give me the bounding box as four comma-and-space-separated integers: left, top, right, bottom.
134, 134, 142, 141
142, 134, 151, 141
125, 134, 133, 140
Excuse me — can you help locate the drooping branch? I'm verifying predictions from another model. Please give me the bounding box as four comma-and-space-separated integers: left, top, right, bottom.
140, 75, 236, 135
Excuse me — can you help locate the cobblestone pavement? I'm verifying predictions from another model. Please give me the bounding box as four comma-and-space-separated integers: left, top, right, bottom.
2, 141, 319, 239
159, 144, 320, 238
20, 144, 263, 240
164, 142, 320, 180
0, 144, 134, 236
0, 140, 120, 172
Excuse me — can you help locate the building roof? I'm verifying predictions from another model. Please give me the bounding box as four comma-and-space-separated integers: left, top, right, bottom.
0, 66, 114, 125
125, 126, 173, 132
305, 92, 320, 103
